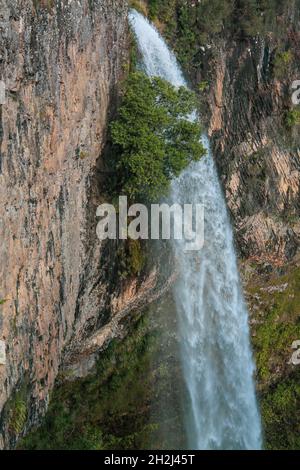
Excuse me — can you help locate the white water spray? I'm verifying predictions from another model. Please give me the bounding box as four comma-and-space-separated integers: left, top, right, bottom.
129, 10, 262, 450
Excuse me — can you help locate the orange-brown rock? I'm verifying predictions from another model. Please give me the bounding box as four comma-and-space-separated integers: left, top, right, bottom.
0, 0, 132, 448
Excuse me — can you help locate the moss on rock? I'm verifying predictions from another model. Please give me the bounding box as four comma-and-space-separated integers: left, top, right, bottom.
246, 262, 300, 449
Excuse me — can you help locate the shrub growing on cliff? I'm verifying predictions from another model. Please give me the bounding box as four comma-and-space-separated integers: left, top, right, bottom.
274, 50, 293, 79
110, 72, 205, 202
8, 396, 27, 435
286, 108, 300, 128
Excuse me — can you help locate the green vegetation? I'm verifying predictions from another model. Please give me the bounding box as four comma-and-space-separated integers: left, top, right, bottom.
106, 70, 204, 279
79, 151, 88, 160
129, 0, 148, 16
126, 239, 145, 275
274, 50, 293, 79
128, 31, 139, 73
248, 265, 300, 449
3, 384, 29, 439
9, 397, 27, 435
19, 304, 186, 451
285, 107, 300, 128
117, 239, 146, 280
198, 81, 209, 93
33, 0, 55, 11
20, 316, 156, 450
251, 267, 300, 384
0, 298, 7, 305
148, 0, 176, 23
261, 370, 300, 449
110, 71, 204, 202
144, 0, 295, 72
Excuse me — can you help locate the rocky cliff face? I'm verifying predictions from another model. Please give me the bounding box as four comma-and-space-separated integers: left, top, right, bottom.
0, 0, 153, 448
202, 18, 300, 266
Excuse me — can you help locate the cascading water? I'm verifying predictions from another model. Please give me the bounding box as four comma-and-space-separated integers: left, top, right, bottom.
129, 10, 262, 450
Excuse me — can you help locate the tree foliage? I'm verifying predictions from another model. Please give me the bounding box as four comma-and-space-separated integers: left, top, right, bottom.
146, 0, 296, 71
110, 71, 205, 202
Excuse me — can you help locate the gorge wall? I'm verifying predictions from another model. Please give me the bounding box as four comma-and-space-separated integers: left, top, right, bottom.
205, 32, 300, 266
0, 0, 149, 448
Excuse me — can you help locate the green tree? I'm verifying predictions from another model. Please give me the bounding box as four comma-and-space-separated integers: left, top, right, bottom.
110, 71, 205, 202
195, 0, 234, 42
274, 50, 293, 79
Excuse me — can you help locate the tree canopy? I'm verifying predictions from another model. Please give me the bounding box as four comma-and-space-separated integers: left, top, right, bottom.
110, 71, 205, 202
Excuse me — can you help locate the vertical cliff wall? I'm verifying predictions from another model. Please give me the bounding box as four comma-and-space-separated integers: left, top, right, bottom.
206, 33, 300, 265
189, 1, 300, 266
0, 0, 131, 448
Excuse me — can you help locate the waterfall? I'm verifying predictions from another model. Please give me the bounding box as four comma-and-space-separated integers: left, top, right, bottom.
129, 10, 262, 450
